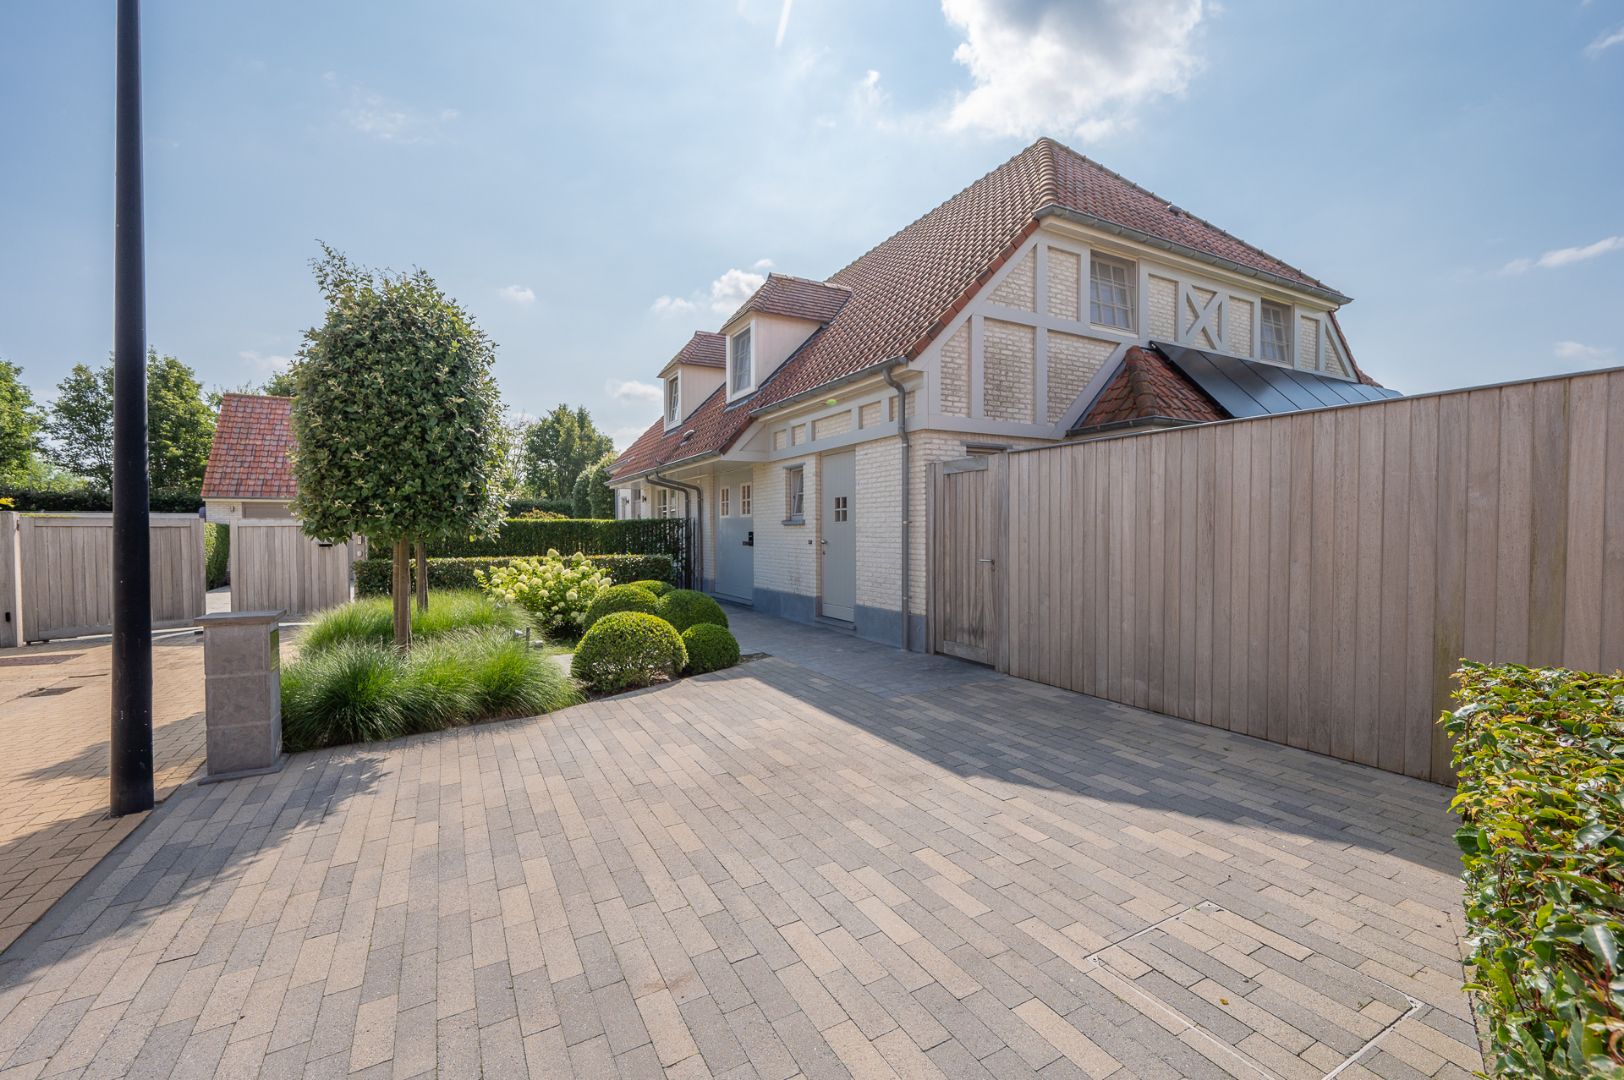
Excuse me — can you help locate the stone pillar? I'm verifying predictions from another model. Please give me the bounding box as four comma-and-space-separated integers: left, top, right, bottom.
196, 610, 286, 782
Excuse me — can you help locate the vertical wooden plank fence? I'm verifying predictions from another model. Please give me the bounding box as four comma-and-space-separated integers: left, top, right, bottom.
928, 367, 1624, 784
229, 519, 353, 615
0, 512, 19, 648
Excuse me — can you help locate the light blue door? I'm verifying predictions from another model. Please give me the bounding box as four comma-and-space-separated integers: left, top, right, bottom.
715, 468, 754, 602
819, 451, 856, 622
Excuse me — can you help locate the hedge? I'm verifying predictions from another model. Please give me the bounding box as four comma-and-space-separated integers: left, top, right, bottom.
204, 522, 230, 589
411, 518, 684, 562
355, 554, 674, 596
1446, 661, 1624, 1079
505, 497, 574, 517
0, 486, 203, 512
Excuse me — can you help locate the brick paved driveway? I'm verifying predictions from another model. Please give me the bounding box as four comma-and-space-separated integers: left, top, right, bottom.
0, 611, 1480, 1078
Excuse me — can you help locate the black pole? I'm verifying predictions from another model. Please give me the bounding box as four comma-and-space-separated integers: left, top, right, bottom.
110, 0, 154, 817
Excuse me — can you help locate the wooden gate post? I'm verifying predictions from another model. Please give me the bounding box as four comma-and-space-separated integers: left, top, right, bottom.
0, 512, 19, 648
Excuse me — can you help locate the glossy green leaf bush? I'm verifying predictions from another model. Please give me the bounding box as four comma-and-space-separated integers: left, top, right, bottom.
1446, 661, 1624, 1079
681, 623, 739, 675
655, 589, 728, 634
570, 611, 686, 694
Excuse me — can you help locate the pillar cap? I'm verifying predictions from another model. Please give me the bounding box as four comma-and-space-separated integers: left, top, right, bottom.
195, 610, 285, 627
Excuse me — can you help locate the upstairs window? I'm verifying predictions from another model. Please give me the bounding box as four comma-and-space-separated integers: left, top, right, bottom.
720, 487, 730, 517
1260, 300, 1292, 365
1089, 255, 1136, 331
664, 376, 680, 426
784, 466, 804, 521
729, 326, 754, 396
739, 483, 752, 516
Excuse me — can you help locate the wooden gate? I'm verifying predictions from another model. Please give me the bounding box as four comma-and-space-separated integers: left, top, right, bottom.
927, 455, 1006, 665
11, 513, 205, 641
229, 519, 353, 615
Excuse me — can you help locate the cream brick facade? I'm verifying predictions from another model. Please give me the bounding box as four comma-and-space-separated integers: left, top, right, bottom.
939, 323, 970, 417
812, 411, 851, 441
1147, 275, 1177, 339
983, 319, 1035, 422
988, 250, 1036, 311
1228, 297, 1254, 358
1048, 249, 1081, 320
858, 400, 883, 428
1299, 314, 1321, 370
750, 453, 819, 600
1047, 332, 1114, 423
854, 438, 902, 615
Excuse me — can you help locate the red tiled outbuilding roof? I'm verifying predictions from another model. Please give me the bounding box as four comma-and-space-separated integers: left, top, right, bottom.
201, 394, 296, 500
660, 331, 726, 373
1073, 346, 1225, 430
613, 137, 1356, 480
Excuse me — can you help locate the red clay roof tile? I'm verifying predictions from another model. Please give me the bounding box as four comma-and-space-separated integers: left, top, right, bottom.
1073, 346, 1225, 430
201, 394, 296, 500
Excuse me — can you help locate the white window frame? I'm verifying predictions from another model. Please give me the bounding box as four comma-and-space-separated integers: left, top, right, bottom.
1089, 253, 1137, 332
719, 487, 730, 517
663, 375, 680, 428
728, 323, 756, 400
1260, 300, 1293, 367
739, 483, 752, 517
783, 466, 804, 522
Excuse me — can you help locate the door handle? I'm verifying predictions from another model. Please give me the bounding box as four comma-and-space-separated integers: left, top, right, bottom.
977, 557, 994, 563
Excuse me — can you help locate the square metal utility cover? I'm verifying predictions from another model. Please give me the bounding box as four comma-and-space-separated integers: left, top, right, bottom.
1085, 902, 1421, 1080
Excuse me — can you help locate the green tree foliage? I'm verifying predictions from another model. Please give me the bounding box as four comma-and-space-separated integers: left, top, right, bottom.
521, 404, 613, 499
570, 451, 618, 518
290, 245, 506, 648
42, 350, 214, 491
0, 360, 43, 484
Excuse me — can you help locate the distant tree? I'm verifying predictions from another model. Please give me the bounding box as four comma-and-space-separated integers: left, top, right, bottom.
291, 245, 505, 648
521, 404, 613, 500
260, 369, 298, 397
0, 360, 43, 484
570, 451, 618, 518
43, 351, 214, 491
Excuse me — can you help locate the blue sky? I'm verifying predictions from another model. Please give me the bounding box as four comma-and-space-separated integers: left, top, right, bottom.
2, 1, 1621, 448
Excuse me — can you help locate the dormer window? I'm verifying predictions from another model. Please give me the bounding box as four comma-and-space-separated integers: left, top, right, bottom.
728, 326, 754, 398
663, 375, 680, 427
1260, 300, 1292, 365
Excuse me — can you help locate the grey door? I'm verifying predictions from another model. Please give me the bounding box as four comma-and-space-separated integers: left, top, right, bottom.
715, 468, 754, 603
820, 451, 856, 622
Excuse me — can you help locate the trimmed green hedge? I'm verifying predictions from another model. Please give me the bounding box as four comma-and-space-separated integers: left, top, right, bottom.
203, 522, 230, 589
657, 589, 728, 633
570, 611, 686, 694
356, 554, 674, 596
682, 623, 739, 675
393, 518, 685, 563
1446, 661, 1624, 1079
582, 584, 660, 632
0, 486, 203, 512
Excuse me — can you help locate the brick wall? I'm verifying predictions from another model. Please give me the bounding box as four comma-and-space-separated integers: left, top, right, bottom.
983, 319, 1035, 423
1228, 297, 1253, 358
1047, 333, 1114, 423
989, 250, 1035, 311
1147, 275, 1177, 339
1298, 314, 1321, 370
812, 411, 852, 441
939, 323, 970, 417
751, 454, 819, 600
1047, 249, 1080, 320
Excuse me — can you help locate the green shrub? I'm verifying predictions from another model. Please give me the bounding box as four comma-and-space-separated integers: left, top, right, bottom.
282, 631, 580, 752
354, 553, 674, 595
1446, 661, 1624, 1079
298, 591, 523, 653
0, 486, 202, 512
203, 522, 230, 589
476, 551, 612, 637
628, 579, 673, 598
582, 584, 660, 632
681, 624, 740, 674
656, 589, 728, 633
570, 611, 687, 694
373, 518, 683, 562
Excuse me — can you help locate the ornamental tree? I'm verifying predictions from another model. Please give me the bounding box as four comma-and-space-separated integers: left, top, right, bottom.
0, 359, 43, 484
290, 246, 506, 648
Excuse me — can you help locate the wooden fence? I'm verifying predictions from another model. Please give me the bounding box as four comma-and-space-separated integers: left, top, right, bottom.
229, 519, 353, 615
928, 367, 1624, 784
0, 511, 206, 643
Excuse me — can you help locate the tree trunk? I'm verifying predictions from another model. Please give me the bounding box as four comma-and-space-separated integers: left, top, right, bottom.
415, 540, 428, 612
391, 539, 412, 650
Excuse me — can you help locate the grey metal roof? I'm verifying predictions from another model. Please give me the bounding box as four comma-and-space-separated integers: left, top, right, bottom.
1154, 342, 1400, 419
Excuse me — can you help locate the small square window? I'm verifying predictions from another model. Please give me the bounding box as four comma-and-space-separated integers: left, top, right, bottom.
833, 495, 849, 523
720, 488, 730, 517
1089, 255, 1136, 330
1260, 300, 1292, 365
784, 467, 804, 520
739, 483, 752, 516
729, 326, 754, 396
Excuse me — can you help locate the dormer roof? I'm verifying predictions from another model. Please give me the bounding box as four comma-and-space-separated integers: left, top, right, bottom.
720, 274, 851, 330
658, 331, 726, 377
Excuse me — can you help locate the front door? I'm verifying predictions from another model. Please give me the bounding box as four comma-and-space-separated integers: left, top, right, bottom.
715, 468, 754, 603
819, 451, 856, 622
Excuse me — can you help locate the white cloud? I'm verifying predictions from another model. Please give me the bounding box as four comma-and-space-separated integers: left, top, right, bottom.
855, 69, 889, 112
498, 284, 536, 305
239, 350, 294, 373
940, 0, 1206, 140
651, 263, 772, 318
606, 379, 663, 404
330, 75, 458, 143
1554, 340, 1615, 361
1585, 25, 1624, 57
1501, 234, 1624, 275
610, 425, 648, 451
775, 0, 795, 47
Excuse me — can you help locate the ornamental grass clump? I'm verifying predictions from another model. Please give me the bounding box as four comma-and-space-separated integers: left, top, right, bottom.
476, 550, 612, 637
681, 623, 740, 675
570, 611, 686, 694
656, 589, 729, 633
281, 631, 580, 752
298, 591, 523, 653
1446, 661, 1624, 1079
580, 584, 660, 633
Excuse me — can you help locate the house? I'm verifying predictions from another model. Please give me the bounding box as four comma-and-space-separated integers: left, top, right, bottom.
200, 393, 297, 522
610, 138, 1395, 651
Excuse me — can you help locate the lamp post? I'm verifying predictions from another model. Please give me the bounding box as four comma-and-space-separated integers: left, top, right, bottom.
110, 0, 154, 817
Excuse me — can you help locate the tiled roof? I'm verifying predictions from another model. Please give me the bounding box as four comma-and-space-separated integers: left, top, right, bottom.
201, 394, 297, 500
613, 137, 1351, 480
1072, 346, 1225, 431
721, 274, 852, 327
661, 331, 726, 372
